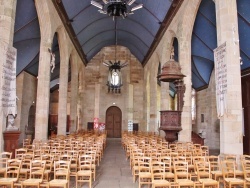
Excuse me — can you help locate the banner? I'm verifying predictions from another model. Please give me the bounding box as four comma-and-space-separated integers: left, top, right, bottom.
128, 120, 133, 132
214, 42, 227, 117
94, 117, 99, 129
0, 42, 17, 116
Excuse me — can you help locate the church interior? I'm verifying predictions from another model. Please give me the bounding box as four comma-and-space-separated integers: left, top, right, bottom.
0, 0, 250, 187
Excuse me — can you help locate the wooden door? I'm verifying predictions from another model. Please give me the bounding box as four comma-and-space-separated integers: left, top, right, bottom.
242, 75, 250, 154
106, 106, 122, 138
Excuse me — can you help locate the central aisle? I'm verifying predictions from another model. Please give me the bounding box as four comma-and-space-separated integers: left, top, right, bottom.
94, 138, 138, 188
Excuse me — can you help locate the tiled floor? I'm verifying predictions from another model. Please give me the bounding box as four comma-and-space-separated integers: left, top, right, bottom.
93, 138, 137, 188
72, 138, 137, 188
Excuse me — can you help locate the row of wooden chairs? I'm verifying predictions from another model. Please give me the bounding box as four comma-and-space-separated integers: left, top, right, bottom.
128, 153, 250, 188
0, 133, 107, 188
122, 132, 250, 188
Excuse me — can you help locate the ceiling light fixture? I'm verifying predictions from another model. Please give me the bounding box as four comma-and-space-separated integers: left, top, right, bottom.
103, 18, 128, 93
91, 0, 143, 19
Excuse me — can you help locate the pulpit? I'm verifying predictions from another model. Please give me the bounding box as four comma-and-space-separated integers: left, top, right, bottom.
3, 131, 21, 158
160, 110, 182, 142
157, 47, 185, 142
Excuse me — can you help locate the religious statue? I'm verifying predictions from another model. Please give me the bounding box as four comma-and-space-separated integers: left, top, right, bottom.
48, 48, 55, 73
6, 114, 18, 131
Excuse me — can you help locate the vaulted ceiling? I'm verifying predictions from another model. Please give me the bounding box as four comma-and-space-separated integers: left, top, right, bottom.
13, 0, 250, 92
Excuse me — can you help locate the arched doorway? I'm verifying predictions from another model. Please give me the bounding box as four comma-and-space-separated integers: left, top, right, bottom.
105, 106, 122, 138
27, 105, 36, 141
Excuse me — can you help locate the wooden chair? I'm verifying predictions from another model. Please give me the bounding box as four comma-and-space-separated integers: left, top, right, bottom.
67, 150, 78, 181
241, 154, 250, 161
50, 149, 62, 161
174, 161, 195, 188
19, 158, 31, 181
21, 160, 46, 188
151, 161, 171, 188
59, 154, 72, 162
221, 160, 245, 188
159, 156, 175, 182
169, 143, 177, 152
241, 159, 250, 187
15, 148, 27, 160
196, 161, 219, 188
138, 156, 152, 188
150, 151, 161, 162
190, 156, 206, 181
76, 160, 92, 188
0, 152, 12, 178
208, 155, 223, 183
132, 152, 144, 182
85, 150, 97, 181
0, 159, 22, 188
49, 160, 70, 188
40, 154, 54, 182
161, 148, 171, 157
23, 139, 31, 148
201, 146, 209, 156
224, 154, 244, 179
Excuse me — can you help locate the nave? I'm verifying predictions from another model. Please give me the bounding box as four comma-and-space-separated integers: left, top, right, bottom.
2, 131, 250, 188
93, 138, 137, 188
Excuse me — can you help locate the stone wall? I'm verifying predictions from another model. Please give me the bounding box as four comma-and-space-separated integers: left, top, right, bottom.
16, 72, 37, 146
83, 46, 144, 131
195, 70, 220, 150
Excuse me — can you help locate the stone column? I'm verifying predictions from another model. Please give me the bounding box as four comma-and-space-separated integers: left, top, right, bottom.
150, 75, 158, 132
0, 0, 17, 150
215, 0, 243, 155
69, 52, 78, 133
35, 39, 52, 140
57, 47, 69, 135
94, 83, 100, 119
178, 39, 192, 142
77, 65, 84, 129
127, 84, 133, 130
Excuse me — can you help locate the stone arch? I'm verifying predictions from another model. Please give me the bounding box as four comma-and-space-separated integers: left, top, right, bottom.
34, 0, 59, 140
175, 0, 202, 142
56, 26, 71, 135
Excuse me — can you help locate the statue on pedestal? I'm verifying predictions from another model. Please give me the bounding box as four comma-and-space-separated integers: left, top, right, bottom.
6, 114, 18, 131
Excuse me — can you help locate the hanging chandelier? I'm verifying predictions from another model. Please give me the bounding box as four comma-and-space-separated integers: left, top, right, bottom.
103, 59, 127, 93
91, 0, 143, 19
103, 18, 128, 93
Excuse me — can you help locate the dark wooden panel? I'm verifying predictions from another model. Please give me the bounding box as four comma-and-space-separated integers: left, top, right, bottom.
133, 123, 139, 131
48, 115, 70, 136
87, 122, 94, 130
191, 131, 204, 145
114, 113, 121, 138
242, 75, 250, 154
106, 114, 114, 137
